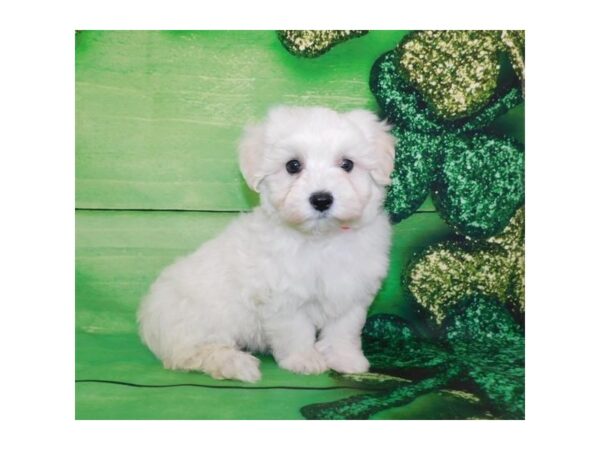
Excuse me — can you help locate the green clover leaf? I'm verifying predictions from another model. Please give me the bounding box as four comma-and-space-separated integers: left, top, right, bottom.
371, 48, 524, 238
300, 296, 524, 420
397, 31, 525, 120
407, 207, 524, 325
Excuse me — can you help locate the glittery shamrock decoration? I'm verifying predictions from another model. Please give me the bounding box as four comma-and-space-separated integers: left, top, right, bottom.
301, 296, 524, 420
407, 207, 524, 325
371, 48, 524, 237
277, 30, 368, 57
397, 30, 525, 120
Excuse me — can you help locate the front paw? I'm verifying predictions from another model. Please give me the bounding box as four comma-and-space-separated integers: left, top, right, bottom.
278, 349, 328, 375
315, 342, 370, 374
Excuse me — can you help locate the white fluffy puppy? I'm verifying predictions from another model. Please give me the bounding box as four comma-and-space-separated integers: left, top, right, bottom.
138, 106, 395, 382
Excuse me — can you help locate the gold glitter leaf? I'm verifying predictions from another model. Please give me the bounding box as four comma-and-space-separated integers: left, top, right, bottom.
277, 30, 368, 57
397, 31, 515, 120
407, 207, 524, 324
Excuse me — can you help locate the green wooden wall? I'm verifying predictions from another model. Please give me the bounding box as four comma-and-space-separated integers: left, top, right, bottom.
75, 30, 524, 419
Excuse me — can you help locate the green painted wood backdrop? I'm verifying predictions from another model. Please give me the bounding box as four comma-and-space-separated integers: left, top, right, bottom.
75, 30, 524, 419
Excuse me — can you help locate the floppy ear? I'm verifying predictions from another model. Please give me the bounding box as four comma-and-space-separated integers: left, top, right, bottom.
345, 110, 396, 186
238, 123, 266, 192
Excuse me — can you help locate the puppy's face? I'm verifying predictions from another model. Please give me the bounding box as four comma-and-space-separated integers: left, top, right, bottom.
239, 107, 395, 234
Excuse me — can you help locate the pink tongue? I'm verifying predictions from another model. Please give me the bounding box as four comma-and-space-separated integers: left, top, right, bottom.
340, 226, 351, 231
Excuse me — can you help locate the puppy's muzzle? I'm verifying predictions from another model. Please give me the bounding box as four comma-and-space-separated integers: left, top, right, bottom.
309, 191, 334, 212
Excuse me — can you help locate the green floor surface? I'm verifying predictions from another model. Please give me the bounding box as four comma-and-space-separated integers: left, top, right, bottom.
76, 210, 453, 335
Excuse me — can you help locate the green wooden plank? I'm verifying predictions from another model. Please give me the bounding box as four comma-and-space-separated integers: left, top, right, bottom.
76, 209, 452, 335
76, 30, 410, 211
75, 209, 452, 386
76, 31, 523, 213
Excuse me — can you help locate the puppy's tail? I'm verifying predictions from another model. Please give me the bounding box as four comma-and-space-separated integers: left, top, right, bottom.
167, 344, 262, 383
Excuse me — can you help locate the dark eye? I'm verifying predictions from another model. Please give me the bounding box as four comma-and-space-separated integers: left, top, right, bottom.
340, 159, 354, 172
285, 159, 302, 174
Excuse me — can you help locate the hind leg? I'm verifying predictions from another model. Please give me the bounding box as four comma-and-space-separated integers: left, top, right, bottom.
168, 344, 262, 383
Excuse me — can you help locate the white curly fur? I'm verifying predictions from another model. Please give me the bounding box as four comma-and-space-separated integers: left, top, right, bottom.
138, 106, 396, 382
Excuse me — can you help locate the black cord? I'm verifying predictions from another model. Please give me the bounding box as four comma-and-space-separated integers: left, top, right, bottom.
75, 379, 387, 392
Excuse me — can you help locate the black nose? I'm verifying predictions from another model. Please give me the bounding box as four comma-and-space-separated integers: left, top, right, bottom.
309, 191, 334, 212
